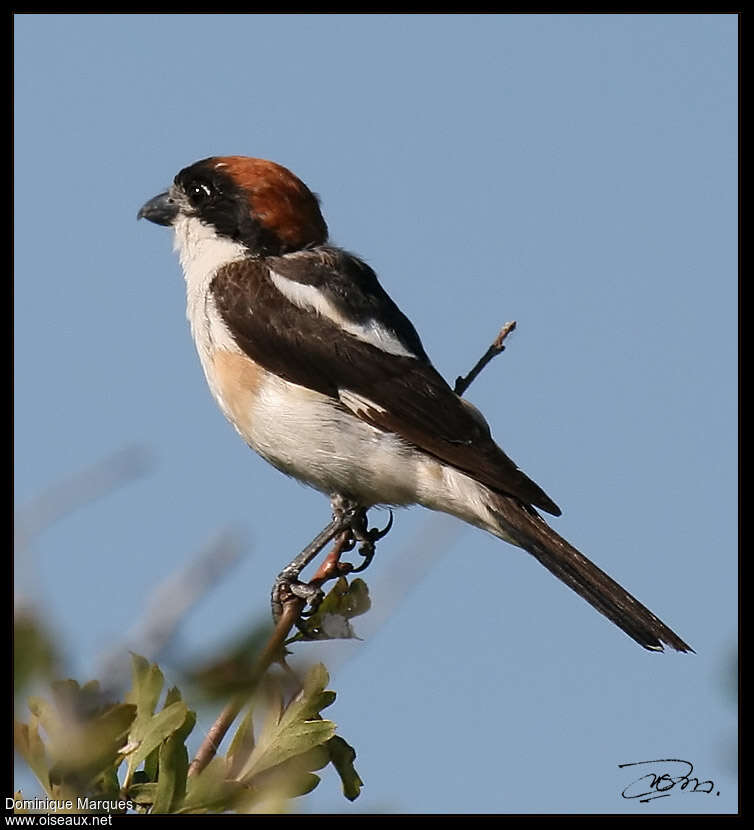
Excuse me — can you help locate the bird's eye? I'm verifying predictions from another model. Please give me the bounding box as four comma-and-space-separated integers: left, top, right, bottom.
187, 181, 216, 207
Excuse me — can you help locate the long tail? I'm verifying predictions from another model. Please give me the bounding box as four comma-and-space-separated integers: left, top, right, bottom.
487, 493, 692, 652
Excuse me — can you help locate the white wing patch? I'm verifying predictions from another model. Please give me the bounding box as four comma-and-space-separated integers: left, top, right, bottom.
338, 388, 388, 419
269, 269, 418, 359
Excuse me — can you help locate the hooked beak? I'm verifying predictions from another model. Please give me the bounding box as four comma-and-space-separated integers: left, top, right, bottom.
137, 191, 179, 226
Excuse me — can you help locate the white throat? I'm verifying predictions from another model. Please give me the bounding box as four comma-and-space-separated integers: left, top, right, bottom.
172, 214, 247, 365
172, 214, 248, 299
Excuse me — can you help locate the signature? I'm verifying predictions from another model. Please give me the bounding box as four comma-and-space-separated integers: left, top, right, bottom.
619, 759, 719, 803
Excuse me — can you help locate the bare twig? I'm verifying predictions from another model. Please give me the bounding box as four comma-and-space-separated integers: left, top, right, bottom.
128, 530, 242, 655
187, 596, 303, 778
308, 530, 357, 584
188, 524, 355, 778
14, 445, 154, 552
453, 321, 517, 397
98, 530, 243, 690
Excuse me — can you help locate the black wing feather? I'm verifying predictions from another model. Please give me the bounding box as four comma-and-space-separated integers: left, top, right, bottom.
212, 248, 561, 515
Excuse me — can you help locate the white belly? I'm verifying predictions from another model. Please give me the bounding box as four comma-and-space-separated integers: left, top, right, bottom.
202, 347, 509, 547
206, 348, 423, 506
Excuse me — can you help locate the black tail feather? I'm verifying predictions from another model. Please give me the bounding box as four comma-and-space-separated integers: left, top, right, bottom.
489, 495, 692, 653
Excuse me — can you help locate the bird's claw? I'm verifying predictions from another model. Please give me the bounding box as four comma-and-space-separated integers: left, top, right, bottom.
271, 574, 324, 623
368, 509, 394, 542
347, 510, 392, 573
350, 541, 375, 573
348, 507, 393, 542
271, 502, 394, 623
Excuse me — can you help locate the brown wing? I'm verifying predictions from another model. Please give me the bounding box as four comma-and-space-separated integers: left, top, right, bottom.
212, 253, 561, 516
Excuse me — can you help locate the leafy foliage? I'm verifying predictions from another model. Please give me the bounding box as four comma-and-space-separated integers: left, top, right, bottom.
290, 577, 372, 642
13, 609, 61, 698
14, 654, 362, 814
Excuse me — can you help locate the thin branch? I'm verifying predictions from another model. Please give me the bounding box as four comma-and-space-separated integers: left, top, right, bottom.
98, 530, 243, 690
187, 596, 303, 778
453, 321, 517, 397
14, 445, 154, 552
188, 525, 353, 778
128, 530, 242, 656
308, 530, 356, 584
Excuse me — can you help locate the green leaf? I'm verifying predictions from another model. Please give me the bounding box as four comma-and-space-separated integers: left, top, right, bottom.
295, 743, 331, 773
283, 771, 320, 798
14, 611, 60, 696
234, 771, 322, 812
127, 782, 158, 805
126, 701, 189, 773
47, 703, 137, 796
163, 686, 183, 708
281, 663, 336, 721
233, 745, 332, 812
290, 578, 371, 641
226, 702, 256, 777
125, 654, 164, 720
327, 735, 363, 801
151, 737, 187, 813
48, 679, 110, 724
179, 757, 244, 814
14, 719, 49, 793
235, 665, 336, 783
150, 702, 195, 814
16, 662, 202, 812
20, 678, 138, 799
124, 657, 192, 783
124, 656, 164, 785
142, 747, 159, 783
94, 766, 122, 803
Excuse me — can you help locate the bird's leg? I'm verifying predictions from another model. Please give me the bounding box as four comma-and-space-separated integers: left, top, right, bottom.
320, 495, 394, 576
270, 493, 363, 623
271, 519, 344, 623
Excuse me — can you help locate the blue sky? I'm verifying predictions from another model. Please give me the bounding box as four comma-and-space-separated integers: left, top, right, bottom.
14, 14, 737, 813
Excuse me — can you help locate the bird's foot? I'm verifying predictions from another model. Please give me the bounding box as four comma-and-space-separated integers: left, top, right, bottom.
271, 572, 325, 624
270, 494, 394, 625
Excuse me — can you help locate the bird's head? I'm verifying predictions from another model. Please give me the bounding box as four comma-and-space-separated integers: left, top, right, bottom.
138, 156, 329, 256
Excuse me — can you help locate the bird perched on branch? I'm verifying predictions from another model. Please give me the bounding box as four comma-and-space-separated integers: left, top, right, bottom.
139, 156, 691, 653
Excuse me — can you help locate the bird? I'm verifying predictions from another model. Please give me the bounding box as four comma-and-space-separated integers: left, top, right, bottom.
138, 155, 691, 653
